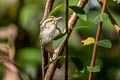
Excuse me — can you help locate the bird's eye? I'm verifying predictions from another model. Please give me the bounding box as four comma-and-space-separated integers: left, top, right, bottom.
52, 21, 55, 23
51, 20, 55, 23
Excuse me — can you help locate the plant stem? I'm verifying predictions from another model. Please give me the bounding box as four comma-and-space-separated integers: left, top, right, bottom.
98, 0, 120, 35
41, 47, 48, 80
3, 24, 19, 80
40, 0, 55, 24
65, 0, 69, 79
88, 0, 107, 80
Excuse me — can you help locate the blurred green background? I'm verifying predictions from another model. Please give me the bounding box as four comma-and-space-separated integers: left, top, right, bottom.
0, 0, 120, 80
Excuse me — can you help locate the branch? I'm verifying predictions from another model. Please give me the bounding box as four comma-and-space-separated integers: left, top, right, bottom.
40, 0, 55, 24
44, 0, 88, 80
88, 0, 107, 80
2, 24, 19, 80
2, 61, 20, 80
8, 24, 17, 61
98, 0, 120, 35
0, 52, 20, 80
65, 0, 69, 79
0, 44, 9, 54
41, 46, 48, 80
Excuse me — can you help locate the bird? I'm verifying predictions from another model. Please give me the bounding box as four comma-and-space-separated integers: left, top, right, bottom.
40, 16, 62, 54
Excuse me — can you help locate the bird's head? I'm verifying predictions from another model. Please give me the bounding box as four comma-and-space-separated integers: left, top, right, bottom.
42, 16, 62, 28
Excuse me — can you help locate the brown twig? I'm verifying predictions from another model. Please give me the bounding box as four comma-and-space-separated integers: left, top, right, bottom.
98, 0, 120, 35
0, 44, 9, 54
88, 0, 107, 80
44, 0, 88, 80
2, 24, 19, 80
41, 46, 48, 80
65, 0, 69, 79
0, 52, 20, 80
8, 24, 17, 61
40, 0, 55, 24
40, 0, 55, 79
0, 27, 11, 39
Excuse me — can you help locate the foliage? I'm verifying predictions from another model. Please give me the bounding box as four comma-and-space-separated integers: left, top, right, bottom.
95, 13, 109, 24
73, 26, 90, 29
97, 39, 112, 48
81, 37, 95, 46
112, 0, 120, 3
69, 6, 87, 21
71, 56, 84, 71
45, 56, 64, 69
53, 33, 67, 49
50, 4, 64, 15
87, 65, 100, 72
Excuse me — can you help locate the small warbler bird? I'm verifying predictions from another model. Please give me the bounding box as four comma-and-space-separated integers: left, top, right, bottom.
40, 16, 62, 53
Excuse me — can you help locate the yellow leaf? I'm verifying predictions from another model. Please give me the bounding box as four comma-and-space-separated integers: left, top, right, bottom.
82, 37, 95, 46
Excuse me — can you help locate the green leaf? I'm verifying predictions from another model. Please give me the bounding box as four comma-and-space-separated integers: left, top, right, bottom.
97, 39, 112, 48
95, 13, 109, 23
87, 65, 100, 72
73, 26, 90, 29
80, 68, 85, 73
69, 6, 87, 21
45, 56, 64, 69
54, 33, 66, 40
53, 34, 67, 49
71, 56, 84, 71
50, 4, 64, 15
112, 0, 120, 3
69, 73, 81, 80
69, 69, 85, 80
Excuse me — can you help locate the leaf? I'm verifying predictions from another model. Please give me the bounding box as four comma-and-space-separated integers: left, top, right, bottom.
73, 26, 90, 29
53, 34, 67, 49
95, 13, 109, 23
69, 6, 87, 21
50, 4, 64, 15
71, 56, 84, 71
69, 69, 85, 80
113, 0, 120, 3
45, 56, 64, 69
54, 33, 66, 40
80, 68, 85, 73
97, 39, 112, 48
81, 37, 95, 46
102, 13, 109, 21
69, 73, 81, 80
87, 65, 100, 72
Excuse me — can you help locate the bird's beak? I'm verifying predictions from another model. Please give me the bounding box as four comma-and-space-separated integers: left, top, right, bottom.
56, 16, 62, 21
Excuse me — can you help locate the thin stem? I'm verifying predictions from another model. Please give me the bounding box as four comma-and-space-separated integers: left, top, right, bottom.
98, 0, 120, 35
65, 0, 69, 79
40, 0, 55, 24
88, 0, 107, 80
41, 47, 48, 80
3, 24, 19, 80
